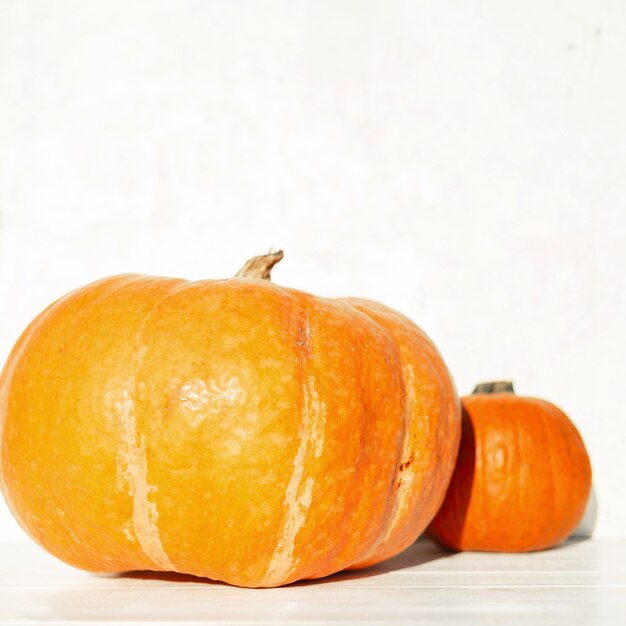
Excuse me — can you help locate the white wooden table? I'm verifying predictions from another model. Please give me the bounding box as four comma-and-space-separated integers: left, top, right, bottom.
1, 538, 624, 625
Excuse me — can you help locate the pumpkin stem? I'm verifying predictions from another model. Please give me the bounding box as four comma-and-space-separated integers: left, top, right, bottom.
235, 250, 284, 281
472, 381, 515, 394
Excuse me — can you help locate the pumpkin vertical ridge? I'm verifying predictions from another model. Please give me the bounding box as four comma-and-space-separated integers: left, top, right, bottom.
338, 298, 461, 568
1, 277, 140, 545
347, 317, 410, 567
262, 300, 323, 586
408, 345, 450, 522
538, 401, 558, 549
512, 401, 525, 547
349, 330, 411, 566
115, 278, 187, 572
544, 401, 591, 546
344, 305, 408, 569
377, 360, 414, 544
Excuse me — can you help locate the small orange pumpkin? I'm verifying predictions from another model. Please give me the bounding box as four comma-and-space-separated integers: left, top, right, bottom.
428, 381, 592, 552
0, 252, 460, 587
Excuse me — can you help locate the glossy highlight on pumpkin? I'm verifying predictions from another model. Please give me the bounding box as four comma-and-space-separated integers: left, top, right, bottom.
428, 382, 592, 552
0, 252, 461, 587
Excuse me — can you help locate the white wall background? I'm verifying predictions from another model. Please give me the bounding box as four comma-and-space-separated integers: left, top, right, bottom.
1, 0, 624, 542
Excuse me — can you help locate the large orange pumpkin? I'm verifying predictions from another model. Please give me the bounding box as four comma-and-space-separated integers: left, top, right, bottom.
428, 381, 591, 552
0, 252, 460, 587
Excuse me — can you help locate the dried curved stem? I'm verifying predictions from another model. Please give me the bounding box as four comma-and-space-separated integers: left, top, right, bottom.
235, 250, 284, 281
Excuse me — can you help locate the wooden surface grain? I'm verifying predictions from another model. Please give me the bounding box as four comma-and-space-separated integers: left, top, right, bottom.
1, 538, 624, 624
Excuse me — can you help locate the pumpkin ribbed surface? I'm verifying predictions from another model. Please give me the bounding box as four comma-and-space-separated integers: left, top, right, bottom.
0, 271, 459, 587
428, 390, 591, 552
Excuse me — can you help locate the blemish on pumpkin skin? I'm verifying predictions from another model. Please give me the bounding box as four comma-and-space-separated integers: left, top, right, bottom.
400, 455, 415, 471
293, 311, 313, 356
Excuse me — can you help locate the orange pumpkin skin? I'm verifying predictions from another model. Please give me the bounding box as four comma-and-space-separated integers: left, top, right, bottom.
428, 388, 592, 552
0, 266, 460, 587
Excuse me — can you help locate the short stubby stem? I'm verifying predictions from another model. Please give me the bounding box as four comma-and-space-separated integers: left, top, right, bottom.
235, 250, 284, 281
472, 381, 515, 394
